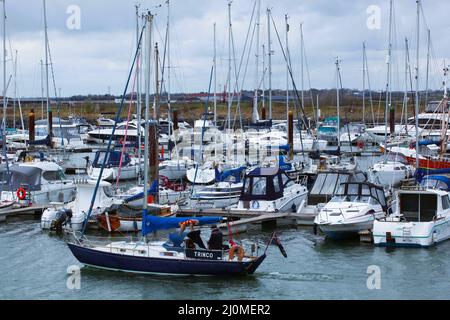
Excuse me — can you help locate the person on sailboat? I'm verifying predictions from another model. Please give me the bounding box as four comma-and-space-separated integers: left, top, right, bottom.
208, 225, 223, 250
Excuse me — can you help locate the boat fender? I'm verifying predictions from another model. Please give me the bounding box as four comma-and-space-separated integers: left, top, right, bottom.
16, 187, 27, 201
228, 245, 244, 262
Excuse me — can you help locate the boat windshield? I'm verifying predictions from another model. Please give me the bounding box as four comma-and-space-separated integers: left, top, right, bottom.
420, 178, 450, 191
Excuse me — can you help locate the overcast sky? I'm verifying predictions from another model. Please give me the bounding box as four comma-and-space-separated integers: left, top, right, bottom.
3, 0, 450, 97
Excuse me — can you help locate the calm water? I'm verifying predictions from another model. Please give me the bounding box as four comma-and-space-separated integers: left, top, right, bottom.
1, 154, 449, 300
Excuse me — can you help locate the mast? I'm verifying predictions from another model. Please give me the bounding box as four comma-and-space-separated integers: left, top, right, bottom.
414, 0, 420, 170
213, 22, 217, 126
135, 4, 142, 184
384, 0, 393, 160
362, 42, 366, 124
425, 28, 430, 109
252, 0, 260, 123
336, 58, 341, 149
267, 8, 272, 120
300, 23, 304, 115
40, 59, 44, 119
166, 0, 171, 137
43, 0, 50, 133
285, 14, 289, 122
2, 0, 6, 135
143, 12, 153, 218
262, 43, 265, 115
227, 1, 232, 131
13, 50, 17, 129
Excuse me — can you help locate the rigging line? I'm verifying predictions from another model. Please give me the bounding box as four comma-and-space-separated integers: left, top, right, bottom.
81, 18, 148, 236
364, 45, 376, 125
229, 0, 257, 130
45, 28, 65, 153
115, 61, 138, 189
270, 13, 309, 134
232, 7, 257, 129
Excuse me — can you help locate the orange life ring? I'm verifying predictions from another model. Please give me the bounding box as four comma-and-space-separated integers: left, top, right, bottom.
16, 187, 27, 200
228, 245, 245, 262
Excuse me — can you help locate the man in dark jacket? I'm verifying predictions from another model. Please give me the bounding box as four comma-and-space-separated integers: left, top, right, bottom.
207, 225, 223, 250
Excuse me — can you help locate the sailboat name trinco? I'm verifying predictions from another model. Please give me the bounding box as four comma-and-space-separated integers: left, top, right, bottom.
178, 304, 271, 317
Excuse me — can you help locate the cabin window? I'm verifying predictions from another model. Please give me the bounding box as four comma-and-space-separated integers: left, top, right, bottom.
43, 170, 66, 181
321, 174, 339, 195
252, 177, 267, 196
442, 195, 450, 210
311, 174, 327, 194
400, 193, 437, 222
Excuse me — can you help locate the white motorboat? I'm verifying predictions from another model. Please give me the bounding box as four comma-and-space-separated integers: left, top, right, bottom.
0, 161, 76, 206
189, 182, 243, 209
87, 150, 142, 181
159, 157, 196, 181
231, 167, 308, 214
41, 179, 122, 231
368, 152, 415, 188
373, 179, 450, 247
314, 182, 388, 239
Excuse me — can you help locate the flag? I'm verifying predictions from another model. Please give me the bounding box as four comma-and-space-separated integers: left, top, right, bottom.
271, 233, 287, 258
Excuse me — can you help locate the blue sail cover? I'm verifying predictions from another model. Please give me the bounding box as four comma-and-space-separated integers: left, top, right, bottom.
142, 215, 223, 236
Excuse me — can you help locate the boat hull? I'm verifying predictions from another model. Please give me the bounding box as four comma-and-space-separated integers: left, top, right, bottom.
67, 243, 266, 276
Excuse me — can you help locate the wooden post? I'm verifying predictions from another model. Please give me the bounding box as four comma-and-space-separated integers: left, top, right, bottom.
28, 109, 35, 142
261, 105, 266, 120
48, 109, 53, 148
149, 121, 159, 204
288, 110, 294, 161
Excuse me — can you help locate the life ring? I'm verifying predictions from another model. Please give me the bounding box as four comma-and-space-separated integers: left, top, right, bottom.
179, 219, 199, 232
16, 187, 27, 200
228, 245, 245, 262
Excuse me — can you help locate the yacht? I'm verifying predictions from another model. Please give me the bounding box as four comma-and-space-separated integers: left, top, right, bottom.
87, 150, 142, 181
373, 180, 450, 247
314, 182, 388, 239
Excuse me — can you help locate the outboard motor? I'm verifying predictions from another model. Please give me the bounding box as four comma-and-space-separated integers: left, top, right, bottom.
50, 208, 73, 231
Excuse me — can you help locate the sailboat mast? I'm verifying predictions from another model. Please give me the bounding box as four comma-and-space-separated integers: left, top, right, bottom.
143, 12, 153, 214
2, 0, 6, 134
415, 0, 420, 170
285, 14, 289, 122
425, 29, 430, 108
252, 0, 260, 123
267, 8, 272, 120
166, 0, 171, 137
13, 50, 17, 129
384, 0, 393, 160
213, 22, 217, 126
135, 4, 142, 184
43, 0, 50, 133
336, 58, 341, 149
40, 59, 44, 119
362, 42, 366, 124
227, 1, 232, 131
300, 23, 304, 114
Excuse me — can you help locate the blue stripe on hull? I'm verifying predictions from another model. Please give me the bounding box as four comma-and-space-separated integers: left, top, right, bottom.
374, 242, 431, 248
67, 243, 266, 276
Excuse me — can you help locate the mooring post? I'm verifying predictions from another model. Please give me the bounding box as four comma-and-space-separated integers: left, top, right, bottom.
288, 110, 294, 161
28, 108, 35, 142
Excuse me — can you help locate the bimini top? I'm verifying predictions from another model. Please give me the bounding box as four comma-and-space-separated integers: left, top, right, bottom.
335, 182, 387, 210
1, 165, 42, 191
92, 150, 131, 168
246, 167, 280, 177
420, 175, 450, 191
240, 167, 294, 201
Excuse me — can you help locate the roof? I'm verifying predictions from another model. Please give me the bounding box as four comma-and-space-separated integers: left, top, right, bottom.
18, 161, 63, 172
247, 167, 280, 177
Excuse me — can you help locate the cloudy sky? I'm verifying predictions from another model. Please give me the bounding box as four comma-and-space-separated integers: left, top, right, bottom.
3, 0, 450, 97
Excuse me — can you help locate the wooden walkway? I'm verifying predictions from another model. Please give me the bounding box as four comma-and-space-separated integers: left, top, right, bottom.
0, 205, 45, 222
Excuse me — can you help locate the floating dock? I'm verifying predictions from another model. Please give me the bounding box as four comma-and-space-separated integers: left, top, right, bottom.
0, 205, 45, 222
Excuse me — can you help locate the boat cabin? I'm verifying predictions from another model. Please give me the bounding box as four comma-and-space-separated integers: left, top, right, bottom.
308, 170, 367, 205
332, 182, 387, 211
397, 188, 450, 222
240, 167, 294, 202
